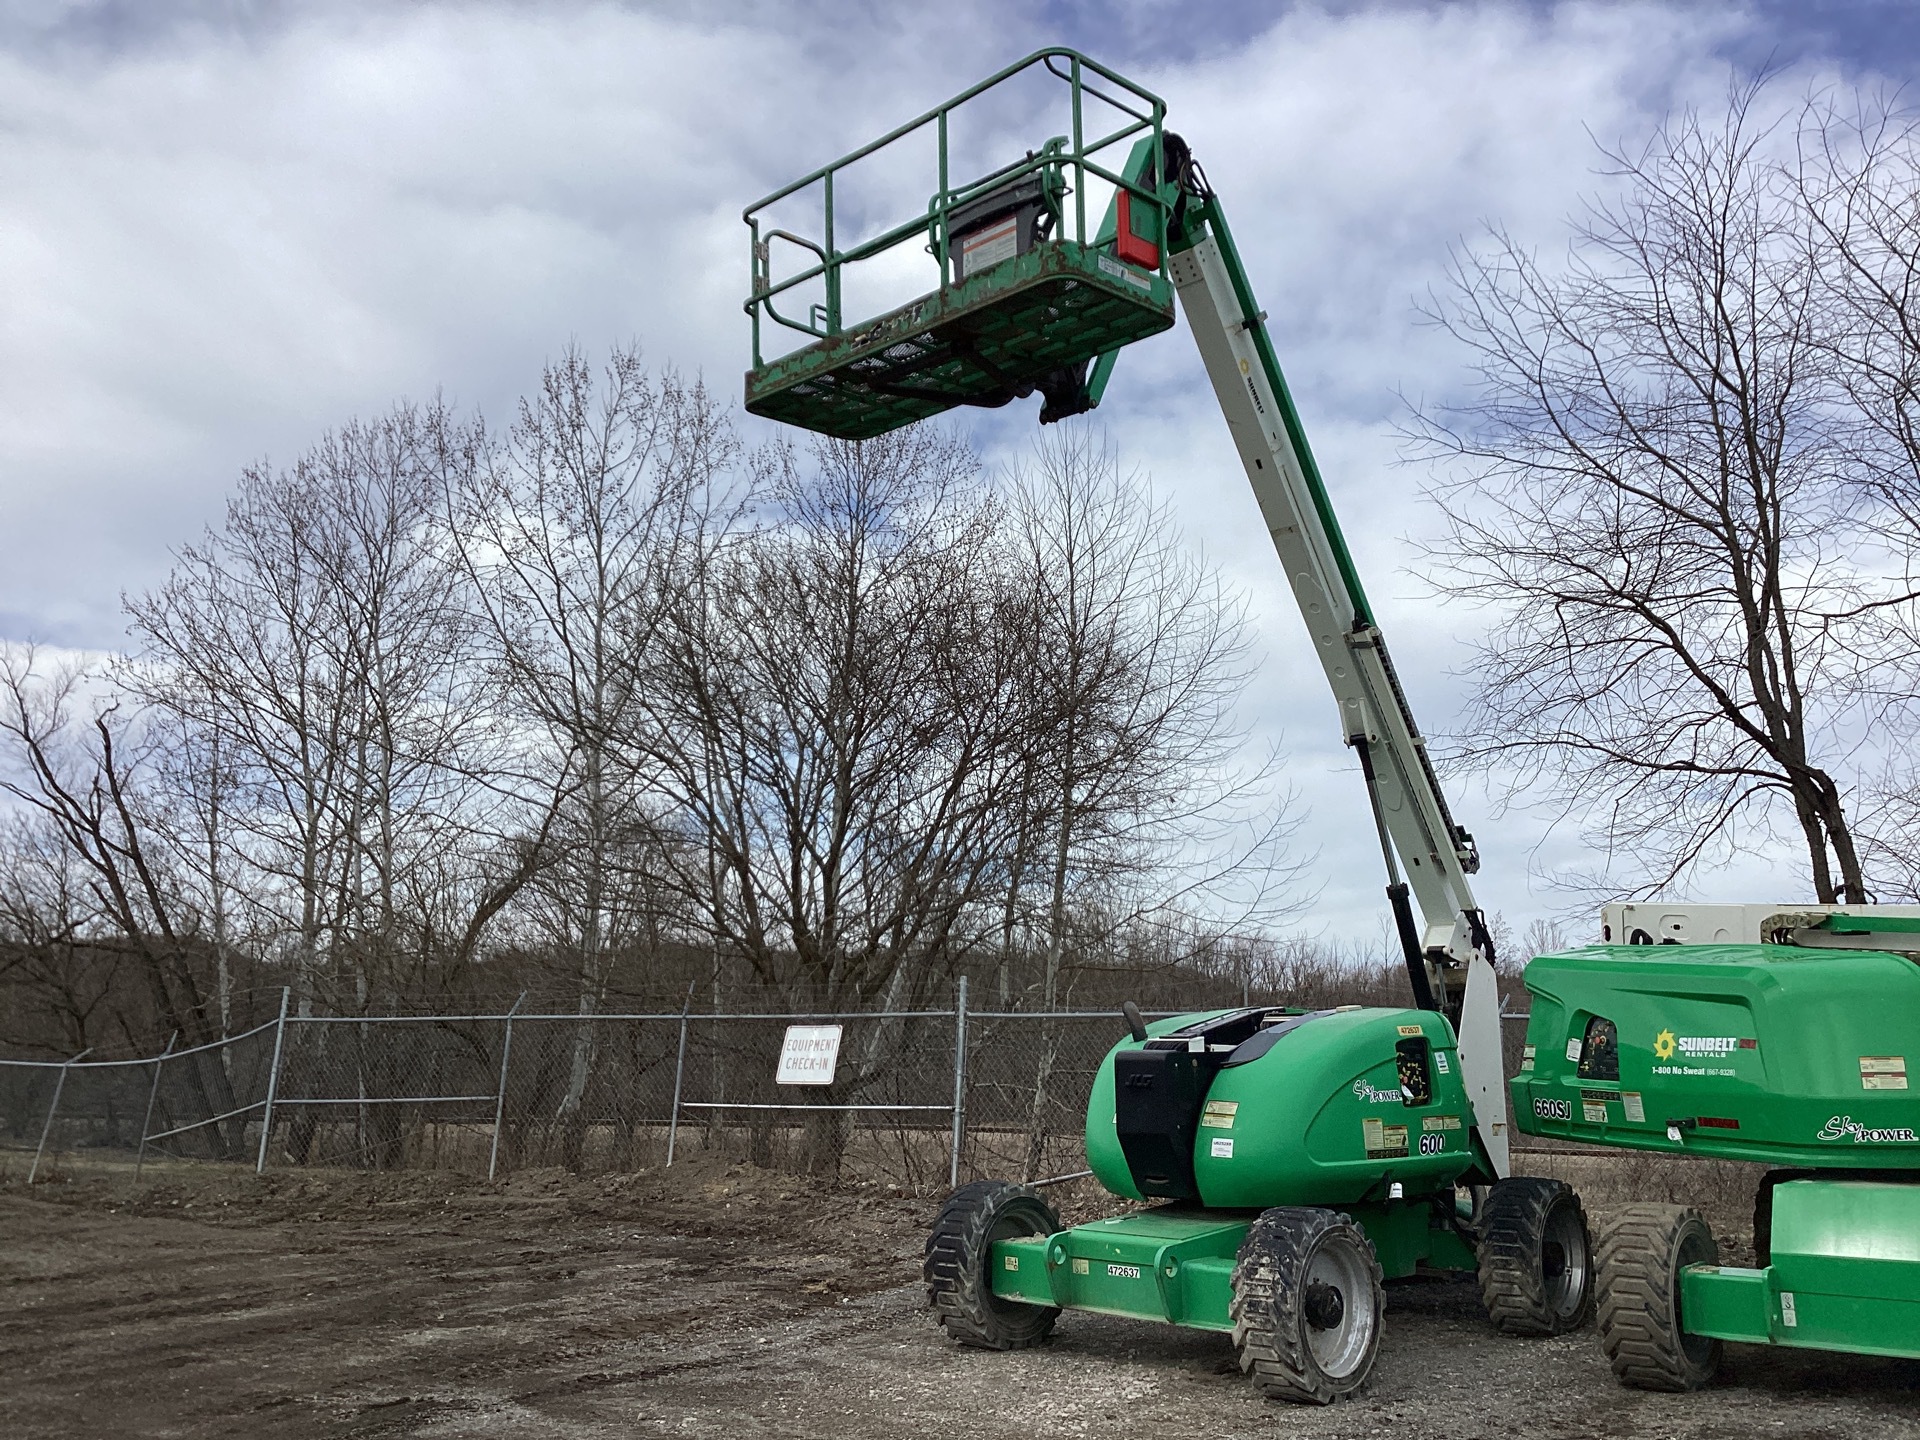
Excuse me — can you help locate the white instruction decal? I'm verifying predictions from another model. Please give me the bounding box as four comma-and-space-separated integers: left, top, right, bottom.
1861, 1056, 1909, 1090
1096, 253, 1154, 290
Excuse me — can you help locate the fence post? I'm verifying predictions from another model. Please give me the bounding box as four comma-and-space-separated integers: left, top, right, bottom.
134, 1031, 179, 1183
948, 975, 969, 1191
665, 983, 694, 1167
488, 993, 524, 1182
29, 1046, 92, 1184
255, 987, 291, 1176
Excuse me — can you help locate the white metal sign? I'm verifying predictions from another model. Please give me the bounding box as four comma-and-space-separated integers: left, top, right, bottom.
775, 1024, 843, 1086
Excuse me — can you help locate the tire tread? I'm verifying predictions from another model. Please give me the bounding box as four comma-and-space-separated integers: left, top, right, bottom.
1477, 1176, 1594, 1336
923, 1180, 1059, 1351
1229, 1206, 1382, 1405
1593, 1202, 1720, 1392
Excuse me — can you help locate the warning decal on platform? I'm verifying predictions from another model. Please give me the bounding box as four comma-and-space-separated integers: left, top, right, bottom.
1096, 253, 1154, 290
960, 218, 1018, 274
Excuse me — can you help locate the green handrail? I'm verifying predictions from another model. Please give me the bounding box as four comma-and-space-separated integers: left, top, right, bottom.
743, 48, 1169, 366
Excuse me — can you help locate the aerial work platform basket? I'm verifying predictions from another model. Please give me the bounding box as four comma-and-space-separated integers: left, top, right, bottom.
742, 52, 1175, 439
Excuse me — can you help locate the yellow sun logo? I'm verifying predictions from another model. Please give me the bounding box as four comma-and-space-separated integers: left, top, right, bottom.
1654, 1029, 1677, 1061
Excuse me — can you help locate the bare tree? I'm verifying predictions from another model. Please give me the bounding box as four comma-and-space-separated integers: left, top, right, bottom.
1798, 93, 1920, 890
642, 429, 1037, 1170
1002, 430, 1278, 1177
128, 401, 495, 1017
0, 649, 244, 1153
0, 811, 123, 1055
450, 346, 730, 1166
128, 455, 349, 1020
1802, 93, 1920, 523
124, 401, 521, 1165
0, 341, 1321, 1182
1410, 81, 1914, 904
145, 709, 242, 1040
646, 430, 1019, 997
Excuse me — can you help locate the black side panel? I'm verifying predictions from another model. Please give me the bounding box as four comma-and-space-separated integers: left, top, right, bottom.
1114, 1048, 1209, 1199
1220, 1008, 1334, 1067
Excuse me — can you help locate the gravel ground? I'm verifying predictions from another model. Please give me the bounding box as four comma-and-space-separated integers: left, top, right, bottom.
2, 1157, 1916, 1438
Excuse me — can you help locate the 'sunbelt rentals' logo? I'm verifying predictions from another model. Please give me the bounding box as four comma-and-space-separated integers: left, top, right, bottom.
1655, 1029, 1749, 1060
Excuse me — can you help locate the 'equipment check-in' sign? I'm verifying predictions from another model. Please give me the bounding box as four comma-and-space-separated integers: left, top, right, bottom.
775, 1024, 843, 1085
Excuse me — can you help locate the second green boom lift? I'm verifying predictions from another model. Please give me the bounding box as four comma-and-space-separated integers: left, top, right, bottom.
741, 51, 1591, 1404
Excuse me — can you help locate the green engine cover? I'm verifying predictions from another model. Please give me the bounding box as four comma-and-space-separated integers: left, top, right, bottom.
1513, 944, 1920, 1167
1086, 1006, 1486, 1207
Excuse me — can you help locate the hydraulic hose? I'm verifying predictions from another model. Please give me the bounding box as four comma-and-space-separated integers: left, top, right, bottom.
1388, 881, 1440, 1012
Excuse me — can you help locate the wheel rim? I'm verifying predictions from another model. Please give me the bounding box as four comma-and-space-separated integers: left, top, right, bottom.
1301, 1232, 1376, 1380
1542, 1199, 1589, 1320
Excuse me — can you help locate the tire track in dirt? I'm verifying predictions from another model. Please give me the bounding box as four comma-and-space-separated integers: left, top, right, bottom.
4, 1160, 1916, 1439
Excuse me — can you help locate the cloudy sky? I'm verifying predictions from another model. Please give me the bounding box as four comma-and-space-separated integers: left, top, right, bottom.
1, 0, 1911, 950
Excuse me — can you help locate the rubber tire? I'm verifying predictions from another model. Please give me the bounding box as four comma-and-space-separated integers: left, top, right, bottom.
924, 1180, 1060, 1350
1595, 1203, 1721, 1391
1230, 1206, 1385, 1405
1477, 1177, 1595, 1335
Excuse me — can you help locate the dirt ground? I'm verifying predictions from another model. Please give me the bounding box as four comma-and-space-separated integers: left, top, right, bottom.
2, 1155, 1916, 1439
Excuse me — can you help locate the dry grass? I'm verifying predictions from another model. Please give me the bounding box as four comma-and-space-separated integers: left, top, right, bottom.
1513, 1149, 1765, 1263
6, 1125, 1776, 1268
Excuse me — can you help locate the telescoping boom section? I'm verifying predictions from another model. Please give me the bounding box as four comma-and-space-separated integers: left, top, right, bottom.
740, 49, 1508, 1176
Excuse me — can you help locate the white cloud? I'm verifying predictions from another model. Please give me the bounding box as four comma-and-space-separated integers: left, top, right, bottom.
0, 1, 1871, 947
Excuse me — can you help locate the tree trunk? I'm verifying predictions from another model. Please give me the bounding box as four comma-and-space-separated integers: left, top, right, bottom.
804, 1098, 846, 1178
1022, 787, 1075, 1181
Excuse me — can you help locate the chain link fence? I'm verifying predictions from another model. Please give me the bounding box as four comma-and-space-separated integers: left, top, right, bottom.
0, 985, 1534, 1191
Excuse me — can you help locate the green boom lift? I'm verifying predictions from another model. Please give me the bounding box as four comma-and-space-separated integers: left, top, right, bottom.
1512, 904, 1920, 1388
741, 51, 1591, 1403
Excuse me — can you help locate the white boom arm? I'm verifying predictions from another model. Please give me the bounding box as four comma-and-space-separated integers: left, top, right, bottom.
1168, 232, 1510, 1177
